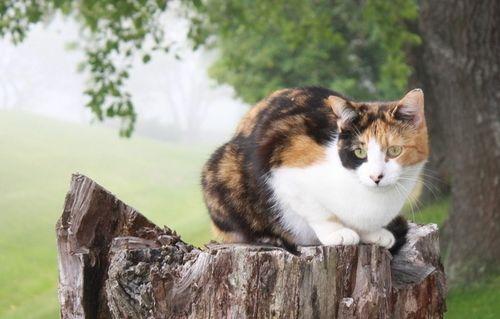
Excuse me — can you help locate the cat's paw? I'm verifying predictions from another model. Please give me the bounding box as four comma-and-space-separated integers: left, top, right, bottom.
361, 228, 395, 249
321, 228, 360, 246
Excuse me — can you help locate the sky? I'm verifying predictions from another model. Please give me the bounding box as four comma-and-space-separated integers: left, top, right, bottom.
0, 3, 248, 141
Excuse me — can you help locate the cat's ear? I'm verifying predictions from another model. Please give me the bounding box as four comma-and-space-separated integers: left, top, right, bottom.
327, 96, 358, 131
391, 89, 425, 127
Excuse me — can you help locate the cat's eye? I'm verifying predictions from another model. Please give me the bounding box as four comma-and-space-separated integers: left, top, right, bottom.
354, 148, 367, 159
387, 145, 403, 158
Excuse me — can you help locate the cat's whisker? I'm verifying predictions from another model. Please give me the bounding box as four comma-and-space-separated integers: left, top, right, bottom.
418, 174, 444, 185
420, 179, 441, 199
396, 182, 416, 222
398, 175, 441, 200
396, 180, 424, 221
399, 172, 441, 190
404, 167, 443, 183
394, 183, 407, 208
394, 182, 404, 200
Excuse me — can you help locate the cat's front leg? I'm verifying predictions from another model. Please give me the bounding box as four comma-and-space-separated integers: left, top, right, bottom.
309, 221, 360, 246
360, 228, 395, 249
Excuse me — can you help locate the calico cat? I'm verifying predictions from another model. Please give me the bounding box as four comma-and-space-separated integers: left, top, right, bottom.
201, 87, 428, 254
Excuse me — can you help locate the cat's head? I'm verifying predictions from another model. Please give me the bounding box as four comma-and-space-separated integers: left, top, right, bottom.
327, 89, 428, 188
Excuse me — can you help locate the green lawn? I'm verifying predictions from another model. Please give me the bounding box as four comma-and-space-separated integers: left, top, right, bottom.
0, 110, 214, 318
0, 110, 498, 318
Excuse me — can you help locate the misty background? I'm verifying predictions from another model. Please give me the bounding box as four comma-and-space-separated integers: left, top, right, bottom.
0, 6, 248, 318
0, 8, 247, 142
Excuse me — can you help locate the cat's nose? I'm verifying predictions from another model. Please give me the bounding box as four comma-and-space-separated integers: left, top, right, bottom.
370, 174, 384, 185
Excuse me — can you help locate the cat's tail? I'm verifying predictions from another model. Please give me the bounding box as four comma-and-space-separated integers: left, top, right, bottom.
386, 215, 409, 255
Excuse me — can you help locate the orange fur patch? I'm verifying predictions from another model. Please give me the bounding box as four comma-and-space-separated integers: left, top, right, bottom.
280, 135, 326, 167
211, 223, 245, 243
352, 101, 428, 167
396, 128, 429, 166
217, 145, 243, 191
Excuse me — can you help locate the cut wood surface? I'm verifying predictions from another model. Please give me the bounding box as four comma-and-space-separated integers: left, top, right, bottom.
56, 174, 446, 319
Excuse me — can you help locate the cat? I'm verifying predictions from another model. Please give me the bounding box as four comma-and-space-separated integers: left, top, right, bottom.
201, 87, 428, 254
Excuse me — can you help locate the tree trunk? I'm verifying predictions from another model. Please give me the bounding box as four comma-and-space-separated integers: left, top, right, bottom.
57, 174, 446, 318
418, 0, 500, 283
407, 22, 450, 204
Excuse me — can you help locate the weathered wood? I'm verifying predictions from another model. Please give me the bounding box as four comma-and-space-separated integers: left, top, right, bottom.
57, 174, 446, 319
56, 174, 167, 318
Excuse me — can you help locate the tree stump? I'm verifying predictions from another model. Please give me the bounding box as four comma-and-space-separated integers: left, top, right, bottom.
56, 174, 446, 319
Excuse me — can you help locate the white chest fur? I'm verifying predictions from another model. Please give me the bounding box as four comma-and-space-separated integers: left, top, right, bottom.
269, 141, 422, 243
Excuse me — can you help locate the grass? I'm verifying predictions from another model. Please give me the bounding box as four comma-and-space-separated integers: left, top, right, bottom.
0, 110, 214, 318
446, 275, 500, 319
407, 197, 450, 226
0, 110, 498, 318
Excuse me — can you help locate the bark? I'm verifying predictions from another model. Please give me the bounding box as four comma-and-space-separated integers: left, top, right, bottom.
56, 174, 167, 318
418, 0, 500, 282
57, 174, 446, 318
408, 38, 451, 204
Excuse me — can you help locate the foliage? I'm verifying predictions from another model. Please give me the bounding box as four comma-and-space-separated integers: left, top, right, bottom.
0, 0, 176, 136
0, 0, 419, 132
188, 0, 420, 103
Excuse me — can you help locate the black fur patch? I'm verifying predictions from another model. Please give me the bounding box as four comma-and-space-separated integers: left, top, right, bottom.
337, 130, 368, 169
386, 216, 409, 255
